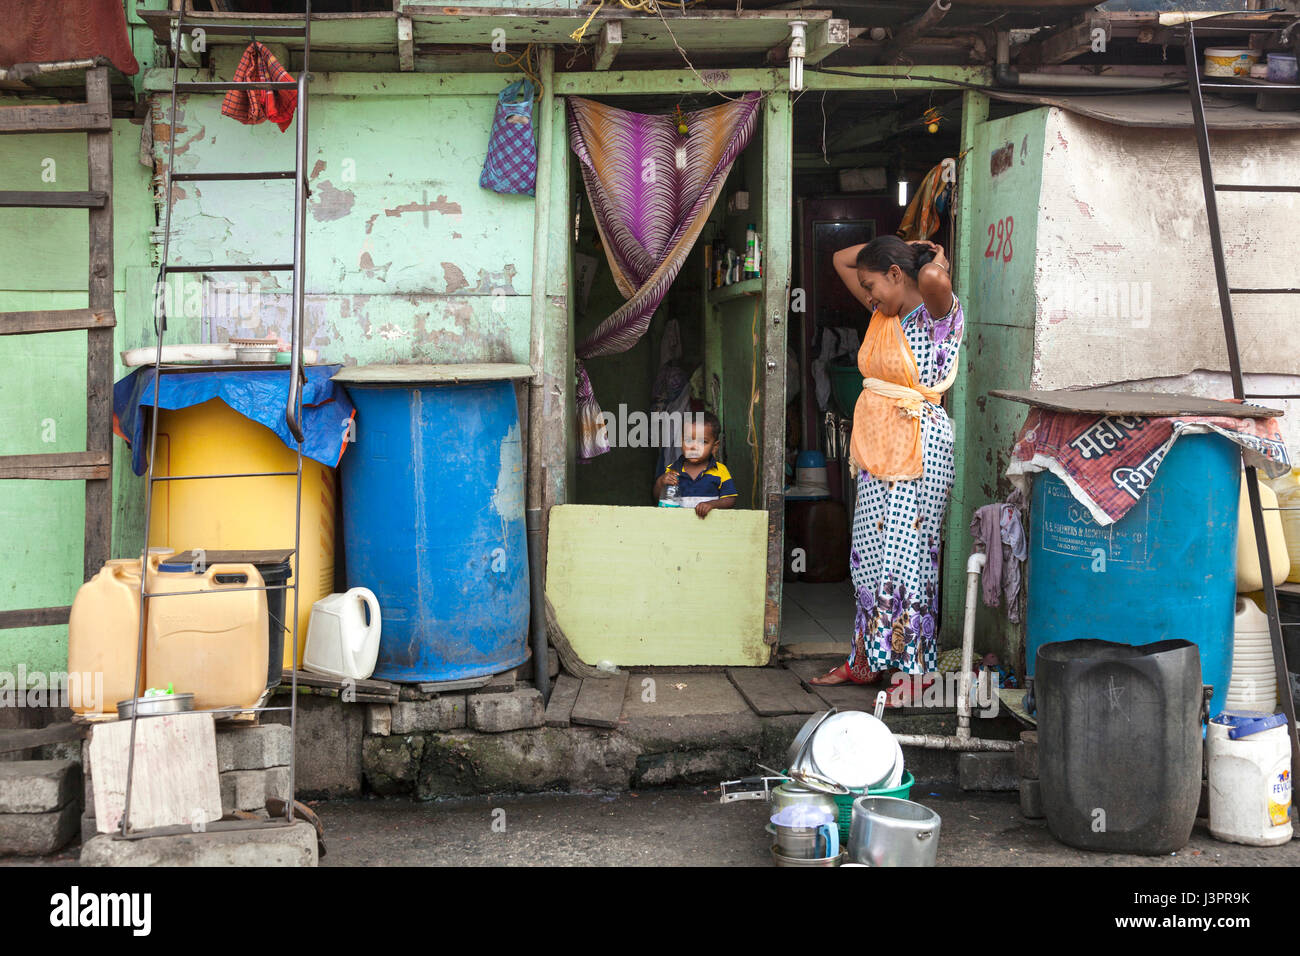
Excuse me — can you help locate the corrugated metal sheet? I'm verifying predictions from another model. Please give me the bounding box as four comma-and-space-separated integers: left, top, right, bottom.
0, 0, 139, 75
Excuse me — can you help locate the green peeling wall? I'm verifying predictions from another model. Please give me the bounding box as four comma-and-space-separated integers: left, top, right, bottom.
942, 103, 1045, 674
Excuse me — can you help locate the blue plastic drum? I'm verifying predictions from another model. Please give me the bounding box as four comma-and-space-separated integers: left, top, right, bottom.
1025, 433, 1239, 718
337, 366, 530, 683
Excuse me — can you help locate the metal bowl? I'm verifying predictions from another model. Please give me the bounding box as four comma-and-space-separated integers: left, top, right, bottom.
117, 693, 195, 719
785, 708, 836, 771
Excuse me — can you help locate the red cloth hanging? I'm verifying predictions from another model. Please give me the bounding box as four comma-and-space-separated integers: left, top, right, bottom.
221, 42, 297, 132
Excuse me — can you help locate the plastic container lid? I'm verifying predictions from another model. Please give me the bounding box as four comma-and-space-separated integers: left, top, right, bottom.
796, 450, 827, 469
770, 804, 835, 828
1205, 47, 1255, 57
1211, 709, 1288, 739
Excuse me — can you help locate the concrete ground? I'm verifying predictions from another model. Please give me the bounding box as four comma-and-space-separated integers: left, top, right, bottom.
311, 786, 1299, 867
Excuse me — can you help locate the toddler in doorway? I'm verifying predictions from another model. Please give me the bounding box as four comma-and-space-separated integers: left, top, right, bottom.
652, 411, 738, 518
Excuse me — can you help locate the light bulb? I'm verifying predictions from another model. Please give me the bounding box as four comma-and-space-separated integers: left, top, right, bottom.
897, 177, 909, 207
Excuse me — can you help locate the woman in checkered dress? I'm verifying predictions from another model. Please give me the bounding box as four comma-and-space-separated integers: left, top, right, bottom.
812, 237, 963, 687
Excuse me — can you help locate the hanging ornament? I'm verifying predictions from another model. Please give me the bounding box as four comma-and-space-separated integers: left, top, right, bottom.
922, 106, 943, 134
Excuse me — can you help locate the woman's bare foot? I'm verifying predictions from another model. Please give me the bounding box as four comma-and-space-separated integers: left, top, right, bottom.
810, 663, 855, 686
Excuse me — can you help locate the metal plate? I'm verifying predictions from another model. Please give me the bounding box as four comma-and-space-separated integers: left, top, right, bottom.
785, 707, 836, 771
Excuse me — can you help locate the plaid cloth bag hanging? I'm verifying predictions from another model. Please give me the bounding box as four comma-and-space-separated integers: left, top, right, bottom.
480, 80, 537, 196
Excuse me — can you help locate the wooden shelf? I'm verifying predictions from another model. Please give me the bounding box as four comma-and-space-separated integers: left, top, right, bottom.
708, 277, 763, 306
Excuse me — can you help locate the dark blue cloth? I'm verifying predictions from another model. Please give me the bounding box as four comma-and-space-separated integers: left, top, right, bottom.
113, 365, 354, 476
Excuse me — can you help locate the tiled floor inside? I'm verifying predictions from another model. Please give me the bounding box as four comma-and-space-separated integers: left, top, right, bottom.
779, 580, 854, 658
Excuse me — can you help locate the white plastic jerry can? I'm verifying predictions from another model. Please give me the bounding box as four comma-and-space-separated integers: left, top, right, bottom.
303, 588, 382, 681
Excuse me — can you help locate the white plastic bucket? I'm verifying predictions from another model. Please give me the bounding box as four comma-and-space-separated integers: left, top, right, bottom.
1207, 711, 1293, 847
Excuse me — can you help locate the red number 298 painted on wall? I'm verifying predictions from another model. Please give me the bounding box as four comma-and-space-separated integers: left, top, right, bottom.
984, 216, 1014, 263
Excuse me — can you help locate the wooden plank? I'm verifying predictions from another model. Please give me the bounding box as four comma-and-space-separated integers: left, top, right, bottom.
415, 675, 491, 694
989, 388, 1282, 419
397, 15, 414, 72
280, 669, 398, 702
0, 308, 114, 335
570, 671, 629, 729
0, 606, 71, 630
1016, 12, 1109, 68
0, 451, 112, 480
85, 65, 114, 581
88, 712, 222, 833
593, 20, 622, 71
762, 90, 793, 652
0, 102, 111, 135
545, 505, 770, 667
726, 667, 821, 717
543, 673, 581, 727
0, 722, 83, 755
0, 190, 107, 208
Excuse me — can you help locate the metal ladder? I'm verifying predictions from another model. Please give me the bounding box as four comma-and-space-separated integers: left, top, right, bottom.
1185, 11, 1300, 785
119, 2, 314, 839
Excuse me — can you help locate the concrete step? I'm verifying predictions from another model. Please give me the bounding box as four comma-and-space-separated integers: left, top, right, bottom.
80, 820, 318, 866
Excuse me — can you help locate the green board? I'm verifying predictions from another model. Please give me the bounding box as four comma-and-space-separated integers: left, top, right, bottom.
546, 504, 772, 667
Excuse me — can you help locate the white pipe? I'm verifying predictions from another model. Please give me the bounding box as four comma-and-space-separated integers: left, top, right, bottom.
957, 551, 986, 739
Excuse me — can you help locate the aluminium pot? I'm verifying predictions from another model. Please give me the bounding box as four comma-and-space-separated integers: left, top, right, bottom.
770, 782, 838, 820
848, 796, 941, 867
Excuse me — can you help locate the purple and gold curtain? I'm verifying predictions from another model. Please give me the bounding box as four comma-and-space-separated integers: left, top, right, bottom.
568, 92, 762, 459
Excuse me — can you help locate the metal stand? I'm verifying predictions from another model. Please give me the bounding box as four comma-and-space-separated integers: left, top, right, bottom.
118, 2, 315, 840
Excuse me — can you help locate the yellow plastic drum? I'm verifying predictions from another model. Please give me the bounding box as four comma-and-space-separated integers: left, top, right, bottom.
148, 398, 336, 671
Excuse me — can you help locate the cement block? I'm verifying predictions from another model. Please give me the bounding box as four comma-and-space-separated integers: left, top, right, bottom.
265, 694, 363, 798
0, 760, 80, 814
362, 735, 425, 795
1020, 777, 1044, 818
958, 751, 1019, 792
391, 697, 466, 734
620, 673, 763, 751
468, 689, 544, 733
0, 802, 78, 856
365, 704, 392, 736
215, 725, 292, 772
81, 820, 318, 867
1016, 731, 1038, 780
220, 767, 291, 812
635, 748, 755, 788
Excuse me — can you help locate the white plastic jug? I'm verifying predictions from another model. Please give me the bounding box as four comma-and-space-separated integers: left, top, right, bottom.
1237, 475, 1290, 592
303, 588, 382, 681
1225, 597, 1278, 714
1268, 468, 1300, 584
1207, 711, 1293, 847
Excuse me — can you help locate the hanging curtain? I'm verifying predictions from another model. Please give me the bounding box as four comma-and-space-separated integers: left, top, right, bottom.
567, 92, 762, 459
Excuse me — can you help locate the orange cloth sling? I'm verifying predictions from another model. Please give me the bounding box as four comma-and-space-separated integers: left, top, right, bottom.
850, 309, 958, 482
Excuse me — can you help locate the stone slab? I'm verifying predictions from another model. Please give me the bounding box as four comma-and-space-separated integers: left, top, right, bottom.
418, 728, 639, 797
958, 751, 1019, 792
80, 820, 318, 867
215, 725, 292, 772
543, 674, 581, 728
467, 689, 544, 733
785, 658, 886, 712
726, 667, 822, 716
365, 704, 391, 736
620, 673, 763, 751
0, 760, 80, 814
0, 802, 78, 856
362, 736, 425, 796
570, 672, 629, 729
390, 697, 466, 734
777, 641, 852, 660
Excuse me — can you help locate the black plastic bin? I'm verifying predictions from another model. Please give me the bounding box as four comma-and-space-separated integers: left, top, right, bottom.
1036, 638, 1203, 855
165, 549, 294, 691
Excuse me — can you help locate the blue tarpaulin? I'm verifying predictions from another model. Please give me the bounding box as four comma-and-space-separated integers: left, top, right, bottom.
113, 366, 355, 476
